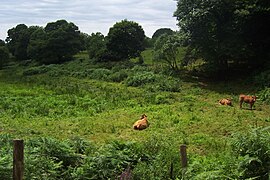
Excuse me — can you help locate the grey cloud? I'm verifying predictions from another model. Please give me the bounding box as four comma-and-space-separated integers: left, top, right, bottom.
0, 0, 178, 39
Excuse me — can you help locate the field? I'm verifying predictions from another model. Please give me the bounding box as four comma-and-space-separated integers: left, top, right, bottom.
0, 52, 270, 179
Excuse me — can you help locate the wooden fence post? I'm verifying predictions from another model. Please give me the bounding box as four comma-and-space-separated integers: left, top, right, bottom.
13, 139, 24, 180
180, 144, 187, 179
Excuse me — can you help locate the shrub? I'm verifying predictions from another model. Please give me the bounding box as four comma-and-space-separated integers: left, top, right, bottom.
88, 68, 111, 81
24, 137, 88, 179
155, 94, 169, 104
231, 127, 270, 179
71, 140, 146, 179
125, 71, 181, 92
125, 71, 156, 87
0, 46, 9, 69
258, 88, 270, 104
108, 69, 129, 82
0, 134, 13, 180
152, 76, 181, 92
22, 65, 49, 76
185, 153, 240, 180
132, 135, 182, 180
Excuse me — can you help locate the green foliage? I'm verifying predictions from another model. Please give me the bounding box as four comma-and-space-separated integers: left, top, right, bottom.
106, 19, 145, 60
0, 134, 13, 180
141, 49, 154, 65
152, 28, 175, 39
231, 127, 270, 179
87, 68, 111, 81
72, 140, 145, 179
78, 32, 89, 51
125, 70, 181, 92
185, 153, 240, 180
174, 0, 270, 74
259, 88, 270, 104
0, 135, 151, 179
132, 135, 182, 180
27, 27, 48, 63
1, 50, 270, 179
0, 39, 5, 46
125, 71, 156, 87
22, 65, 50, 76
28, 20, 81, 64
153, 34, 183, 70
6, 20, 82, 64
6, 24, 31, 60
87, 32, 106, 60
155, 94, 169, 104
108, 69, 129, 82
0, 46, 9, 69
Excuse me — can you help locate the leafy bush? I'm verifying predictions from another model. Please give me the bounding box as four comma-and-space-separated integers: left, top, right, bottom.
184, 153, 240, 180
181, 128, 270, 180
0, 135, 153, 179
71, 140, 146, 179
47, 68, 70, 77
108, 69, 129, 82
0, 134, 13, 180
0, 46, 9, 69
87, 68, 111, 81
258, 88, 270, 104
231, 127, 270, 179
125, 71, 181, 92
155, 94, 169, 104
132, 135, 182, 180
22, 65, 49, 76
125, 71, 156, 87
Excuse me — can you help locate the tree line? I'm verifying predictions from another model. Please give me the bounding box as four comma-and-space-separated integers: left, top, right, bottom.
174, 0, 270, 75
1, 0, 269, 77
0, 19, 149, 65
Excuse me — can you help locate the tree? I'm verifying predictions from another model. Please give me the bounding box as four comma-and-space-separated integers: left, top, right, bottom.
105, 19, 145, 61
152, 28, 174, 39
28, 20, 81, 64
0, 39, 5, 46
6, 24, 30, 60
0, 40, 9, 69
153, 34, 182, 70
86, 32, 106, 60
27, 27, 48, 62
79, 32, 90, 51
174, 0, 270, 75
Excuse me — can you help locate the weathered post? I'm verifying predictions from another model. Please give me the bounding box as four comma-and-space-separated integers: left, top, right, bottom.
13, 139, 24, 180
180, 144, 187, 179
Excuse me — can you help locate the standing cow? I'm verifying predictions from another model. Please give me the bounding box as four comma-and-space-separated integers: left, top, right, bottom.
239, 94, 257, 110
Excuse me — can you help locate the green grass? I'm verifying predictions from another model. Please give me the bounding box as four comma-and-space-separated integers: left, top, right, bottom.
0, 52, 270, 179
1, 59, 269, 147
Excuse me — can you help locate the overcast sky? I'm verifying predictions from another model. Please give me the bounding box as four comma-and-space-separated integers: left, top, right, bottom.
0, 0, 179, 40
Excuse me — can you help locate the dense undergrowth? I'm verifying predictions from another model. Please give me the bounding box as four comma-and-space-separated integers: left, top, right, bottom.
0, 52, 270, 179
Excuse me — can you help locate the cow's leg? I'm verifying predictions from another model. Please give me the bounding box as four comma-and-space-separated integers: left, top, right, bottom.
250, 103, 253, 110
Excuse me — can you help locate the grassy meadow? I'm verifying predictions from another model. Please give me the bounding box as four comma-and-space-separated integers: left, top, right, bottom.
0, 51, 270, 179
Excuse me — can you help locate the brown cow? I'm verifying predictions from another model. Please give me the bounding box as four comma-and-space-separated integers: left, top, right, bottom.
219, 98, 233, 106
239, 94, 257, 109
133, 114, 149, 130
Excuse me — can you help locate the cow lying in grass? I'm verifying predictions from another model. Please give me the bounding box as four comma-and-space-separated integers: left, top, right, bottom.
219, 98, 233, 106
239, 94, 257, 110
133, 114, 149, 130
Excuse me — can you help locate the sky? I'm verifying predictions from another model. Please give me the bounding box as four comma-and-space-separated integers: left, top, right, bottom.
0, 0, 179, 40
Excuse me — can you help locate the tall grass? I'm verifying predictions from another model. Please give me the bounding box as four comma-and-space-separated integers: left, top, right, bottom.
0, 51, 270, 179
